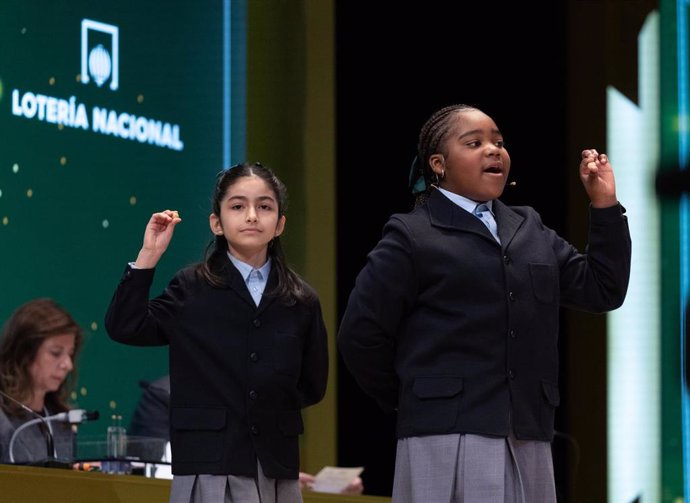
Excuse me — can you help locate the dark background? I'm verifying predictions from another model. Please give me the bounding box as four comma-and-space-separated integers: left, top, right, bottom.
335, 2, 570, 498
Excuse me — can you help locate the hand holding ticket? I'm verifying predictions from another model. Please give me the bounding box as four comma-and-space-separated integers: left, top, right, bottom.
311, 466, 364, 494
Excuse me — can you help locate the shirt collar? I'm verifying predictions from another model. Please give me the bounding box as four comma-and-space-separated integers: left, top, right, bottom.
438, 187, 494, 215
226, 252, 272, 283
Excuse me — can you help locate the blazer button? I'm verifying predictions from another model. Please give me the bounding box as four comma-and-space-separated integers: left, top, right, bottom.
250, 425, 259, 435
253, 319, 261, 328
509, 329, 516, 339
503, 255, 511, 264
248, 390, 258, 400
508, 369, 516, 379
249, 352, 259, 362
508, 291, 515, 301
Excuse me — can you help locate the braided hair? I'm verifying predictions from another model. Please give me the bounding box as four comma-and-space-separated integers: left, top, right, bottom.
410, 104, 480, 207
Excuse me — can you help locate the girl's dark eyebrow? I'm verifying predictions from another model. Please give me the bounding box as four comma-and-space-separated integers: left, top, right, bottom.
227, 195, 276, 202
457, 128, 503, 140
228, 194, 274, 201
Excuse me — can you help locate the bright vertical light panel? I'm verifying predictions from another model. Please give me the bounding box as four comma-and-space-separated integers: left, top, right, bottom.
607, 11, 661, 503
224, 0, 231, 168
677, 0, 690, 498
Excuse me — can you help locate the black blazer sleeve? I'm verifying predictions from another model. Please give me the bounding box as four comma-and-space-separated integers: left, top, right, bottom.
558, 204, 632, 311
104, 265, 183, 346
298, 297, 329, 408
337, 216, 417, 412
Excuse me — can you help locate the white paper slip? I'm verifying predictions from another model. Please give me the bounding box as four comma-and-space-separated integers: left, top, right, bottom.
311, 465, 364, 494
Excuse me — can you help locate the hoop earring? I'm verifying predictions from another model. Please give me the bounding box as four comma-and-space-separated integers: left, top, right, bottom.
441, 169, 445, 180
430, 171, 440, 189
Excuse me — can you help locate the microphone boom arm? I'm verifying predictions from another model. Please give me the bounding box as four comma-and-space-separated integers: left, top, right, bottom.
8, 416, 54, 464
6, 408, 99, 463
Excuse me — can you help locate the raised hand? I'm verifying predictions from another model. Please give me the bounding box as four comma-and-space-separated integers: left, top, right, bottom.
579, 149, 618, 208
134, 210, 182, 269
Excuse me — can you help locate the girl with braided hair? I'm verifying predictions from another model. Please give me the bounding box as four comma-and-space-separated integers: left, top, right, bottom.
338, 104, 631, 502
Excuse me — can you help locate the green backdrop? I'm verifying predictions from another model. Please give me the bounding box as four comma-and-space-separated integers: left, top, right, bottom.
0, 0, 234, 438
0, 0, 336, 473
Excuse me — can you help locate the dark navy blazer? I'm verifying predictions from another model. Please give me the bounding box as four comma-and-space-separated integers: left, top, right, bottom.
105, 261, 328, 478
338, 189, 631, 441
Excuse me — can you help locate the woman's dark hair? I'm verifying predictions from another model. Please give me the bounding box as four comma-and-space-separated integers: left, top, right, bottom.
0, 298, 83, 416
411, 104, 480, 207
197, 161, 315, 305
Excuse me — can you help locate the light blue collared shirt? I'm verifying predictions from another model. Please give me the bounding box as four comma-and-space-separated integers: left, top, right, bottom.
437, 187, 500, 243
227, 252, 271, 306
437, 187, 495, 215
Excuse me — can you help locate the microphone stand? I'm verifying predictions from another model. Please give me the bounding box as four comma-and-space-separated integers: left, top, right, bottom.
8, 417, 69, 468
0, 389, 99, 468
0, 389, 56, 464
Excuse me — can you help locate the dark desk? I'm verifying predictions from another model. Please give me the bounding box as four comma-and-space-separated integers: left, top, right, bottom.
0, 464, 391, 503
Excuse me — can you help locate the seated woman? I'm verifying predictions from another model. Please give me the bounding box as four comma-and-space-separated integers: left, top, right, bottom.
0, 298, 83, 464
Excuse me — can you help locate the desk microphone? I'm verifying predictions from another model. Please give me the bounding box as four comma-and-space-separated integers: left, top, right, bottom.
0, 389, 99, 465
0, 389, 56, 461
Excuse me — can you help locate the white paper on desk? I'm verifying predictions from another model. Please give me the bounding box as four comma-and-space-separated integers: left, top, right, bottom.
311, 465, 364, 494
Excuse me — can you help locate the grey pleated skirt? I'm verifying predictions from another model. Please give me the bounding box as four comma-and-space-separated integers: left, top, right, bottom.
392, 433, 557, 503
169, 461, 302, 503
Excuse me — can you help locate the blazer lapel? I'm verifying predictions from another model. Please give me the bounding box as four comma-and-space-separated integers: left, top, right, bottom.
256, 267, 279, 314
492, 199, 524, 248
426, 189, 495, 242
426, 189, 525, 248
220, 259, 258, 309
220, 256, 280, 313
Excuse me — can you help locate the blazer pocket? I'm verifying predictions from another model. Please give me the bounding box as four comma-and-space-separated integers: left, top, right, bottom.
413, 376, 464, 398
171, 407, 226, 463
541, 380, 560, 407
540, 380, 560, 435
277, 410, 304, 437
404, 376, 464, 433
529, 263, 557, 303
